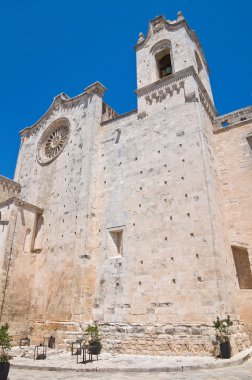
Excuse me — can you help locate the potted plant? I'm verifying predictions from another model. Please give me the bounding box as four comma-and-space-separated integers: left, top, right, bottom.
85, 323, 102, 355
213, 315, 233, 359
0, 323, 12, 380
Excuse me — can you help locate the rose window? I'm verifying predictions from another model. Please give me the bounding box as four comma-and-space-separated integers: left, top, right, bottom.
37, 118, 70, 164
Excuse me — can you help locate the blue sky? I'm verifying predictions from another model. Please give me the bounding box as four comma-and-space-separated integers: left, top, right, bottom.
0, 0, 251, 179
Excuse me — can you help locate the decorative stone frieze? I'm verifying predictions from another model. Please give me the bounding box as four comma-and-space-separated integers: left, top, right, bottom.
144, 81, 184, 105
0, 176, 21, 198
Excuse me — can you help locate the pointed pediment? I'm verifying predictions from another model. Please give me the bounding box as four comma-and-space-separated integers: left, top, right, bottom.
19, 91, 88, 138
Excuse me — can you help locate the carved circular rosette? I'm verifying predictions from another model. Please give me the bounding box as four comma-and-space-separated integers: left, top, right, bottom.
37, 118, 70, 165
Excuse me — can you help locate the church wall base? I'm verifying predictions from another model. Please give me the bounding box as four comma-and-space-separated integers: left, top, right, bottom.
7, 320, 251, 357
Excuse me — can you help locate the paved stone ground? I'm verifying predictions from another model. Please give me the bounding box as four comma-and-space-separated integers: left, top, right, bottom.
9, 346, 252, 371
7, 357, 252, 379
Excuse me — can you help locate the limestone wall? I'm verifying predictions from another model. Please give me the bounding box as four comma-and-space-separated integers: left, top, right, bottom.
90, 76, 238, 335
214, 117, 252, 339
1, 73, 249, 355
2, 89, 104, 330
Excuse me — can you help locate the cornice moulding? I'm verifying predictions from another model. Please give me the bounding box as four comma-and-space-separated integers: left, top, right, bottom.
135, 66, 217, 119
0, 197, 43, 213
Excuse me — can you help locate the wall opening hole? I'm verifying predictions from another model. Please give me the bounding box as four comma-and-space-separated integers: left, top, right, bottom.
221, 120, 229, 128
115, 129, 121, 144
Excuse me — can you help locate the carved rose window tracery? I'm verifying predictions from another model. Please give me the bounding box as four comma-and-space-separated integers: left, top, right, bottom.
37, 118, 70, 165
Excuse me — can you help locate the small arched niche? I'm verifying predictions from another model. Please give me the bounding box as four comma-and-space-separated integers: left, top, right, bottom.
150, 40, 173, 80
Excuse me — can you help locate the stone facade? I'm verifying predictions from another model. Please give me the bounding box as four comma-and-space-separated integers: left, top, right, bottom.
0, 13, 251, 355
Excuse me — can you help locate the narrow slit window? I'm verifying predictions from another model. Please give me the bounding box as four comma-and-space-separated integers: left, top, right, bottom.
232, 246, 252, 289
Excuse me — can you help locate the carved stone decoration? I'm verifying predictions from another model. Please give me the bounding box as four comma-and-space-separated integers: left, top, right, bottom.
37, 117, 70, 165
137, 111, 147, 120
137, 32, 145, 45
152, 19, 165, 34
185, 91, 199, 103
144, 81, 185, 105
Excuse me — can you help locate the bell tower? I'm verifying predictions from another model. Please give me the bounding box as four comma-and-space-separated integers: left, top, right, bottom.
135, 12, 213, 103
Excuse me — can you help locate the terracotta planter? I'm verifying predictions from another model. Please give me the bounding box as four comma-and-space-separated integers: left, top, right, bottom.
0, 363, 10, 380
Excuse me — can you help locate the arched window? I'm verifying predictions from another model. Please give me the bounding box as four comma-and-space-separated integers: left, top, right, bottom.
150, 40, 173, 81
195, 51, 203, 74
156, 49, 172, 79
